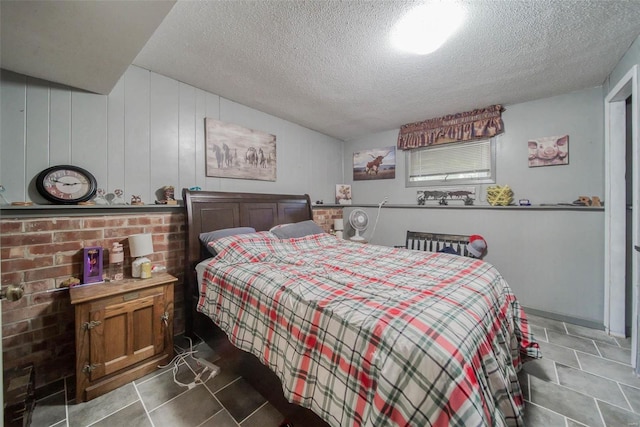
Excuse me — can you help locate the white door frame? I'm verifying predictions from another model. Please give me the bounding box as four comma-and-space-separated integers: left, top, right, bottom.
604, 64, 638, 368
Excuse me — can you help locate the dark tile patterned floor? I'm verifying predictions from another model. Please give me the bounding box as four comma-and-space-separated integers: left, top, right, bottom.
30, 335, 285, 427
30, 313, 640, 426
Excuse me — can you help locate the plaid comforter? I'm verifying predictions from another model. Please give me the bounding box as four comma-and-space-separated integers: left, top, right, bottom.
197, 232, 540, 427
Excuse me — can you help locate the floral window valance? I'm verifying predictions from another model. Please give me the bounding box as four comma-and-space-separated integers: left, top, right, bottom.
397, 105, 504, 150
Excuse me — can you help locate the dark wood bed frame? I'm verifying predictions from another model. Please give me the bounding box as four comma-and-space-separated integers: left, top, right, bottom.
182, 189, 327, 426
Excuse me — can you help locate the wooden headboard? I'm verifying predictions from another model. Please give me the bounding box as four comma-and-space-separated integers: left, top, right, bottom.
182, 189, 313, 336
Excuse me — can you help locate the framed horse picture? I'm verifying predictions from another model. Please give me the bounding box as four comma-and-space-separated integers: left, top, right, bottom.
205, 118, 277, 181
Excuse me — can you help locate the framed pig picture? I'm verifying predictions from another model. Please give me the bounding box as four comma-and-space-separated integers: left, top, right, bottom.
528, 135, 569, 167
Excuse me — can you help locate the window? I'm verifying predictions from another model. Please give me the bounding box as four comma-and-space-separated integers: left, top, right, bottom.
405, 138, 495, 187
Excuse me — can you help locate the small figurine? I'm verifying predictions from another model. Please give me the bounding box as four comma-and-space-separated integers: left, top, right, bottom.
131, 195, 144, 205
111, 189, 126, 205
439, 197, 448, 206
93, 189, 109, 205
155, 185, 178, 205
463, 196, 474, 206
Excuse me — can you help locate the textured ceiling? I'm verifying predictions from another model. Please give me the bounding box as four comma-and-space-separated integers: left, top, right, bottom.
0, 0, 175, 95
3, 1, 640, 141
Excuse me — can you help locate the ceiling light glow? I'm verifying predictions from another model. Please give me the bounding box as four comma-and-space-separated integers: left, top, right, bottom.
391, 2, 466, 55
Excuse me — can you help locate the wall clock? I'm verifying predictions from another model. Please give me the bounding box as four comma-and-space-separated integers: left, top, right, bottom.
35, 165, 98, 204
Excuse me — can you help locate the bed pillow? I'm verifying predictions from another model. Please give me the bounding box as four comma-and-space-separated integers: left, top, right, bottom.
199, 227, 256, 256
270, 220, 324, 239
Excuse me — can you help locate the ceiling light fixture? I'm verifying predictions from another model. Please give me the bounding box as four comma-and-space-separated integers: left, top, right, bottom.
391, 2, 466, 55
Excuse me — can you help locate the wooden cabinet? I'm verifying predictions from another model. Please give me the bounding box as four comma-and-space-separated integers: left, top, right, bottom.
70, 273, 175, 402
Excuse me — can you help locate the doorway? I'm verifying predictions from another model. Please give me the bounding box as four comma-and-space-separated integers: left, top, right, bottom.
604, 64, 638, 370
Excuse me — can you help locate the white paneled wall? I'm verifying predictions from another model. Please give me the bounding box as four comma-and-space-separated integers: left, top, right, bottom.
0, 66, 344, 204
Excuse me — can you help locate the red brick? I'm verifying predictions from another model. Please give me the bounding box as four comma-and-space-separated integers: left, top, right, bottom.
32, 325, 59, 342
28, 241, 83, 255
129, 216, 164, 226
1, 246, 25, 259
2, 256, 54, 272
2, 298, 51, 324
3, 332, 31, 349
31, 289, 69, 306
1, 271, 24, 286
103, 217, 129, 227
54, 252, 82, 265
80, 240, 109, 250
1, 213, 187, 391
22, 279, 54, 293
1, 221, 23, 233
83, 218, 107, 228
1, 233, 53, 247
2, 320, 30, 337
104, 227, 141, 238
24, 265, 75, 282
24, 218, 83, 232
3, 344, 33, 362
53, 230, 103, 243
117, 226, 146, 236
167, 233, 184, 242
165, 215, 185, 225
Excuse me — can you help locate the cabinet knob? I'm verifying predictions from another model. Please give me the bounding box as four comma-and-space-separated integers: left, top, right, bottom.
82, 363, 100, 374
82, 320, 102, 330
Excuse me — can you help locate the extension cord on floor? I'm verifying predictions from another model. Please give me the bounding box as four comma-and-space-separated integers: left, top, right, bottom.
195, 357, 220, 376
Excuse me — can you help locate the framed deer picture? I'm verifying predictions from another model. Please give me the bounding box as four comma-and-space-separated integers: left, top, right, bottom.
353, 146, 396, 181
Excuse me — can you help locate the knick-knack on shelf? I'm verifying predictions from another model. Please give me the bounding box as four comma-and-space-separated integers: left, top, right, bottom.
111, 189, 126, 205
155, 185, 177, 205
93, 189, 109, 205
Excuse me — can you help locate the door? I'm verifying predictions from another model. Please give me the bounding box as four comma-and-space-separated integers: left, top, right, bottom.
605, 64, 639, 370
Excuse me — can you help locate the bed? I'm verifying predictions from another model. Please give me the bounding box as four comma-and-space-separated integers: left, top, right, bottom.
183, 189, 540, 427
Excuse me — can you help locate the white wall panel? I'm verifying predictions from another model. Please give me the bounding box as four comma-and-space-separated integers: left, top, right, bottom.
1, 65, 342, 206
178, 82, 196, 190
49, 82, 71, 166
25, 77, 50, 201
0, 70, 26, 202
123, 66, 150, 200
217, 97, 342, 202
193, 89, 208, 190
203, 91, 221, 191
71, 89, 107, 190
149, 72, 179, 203
107, 73, 125, 193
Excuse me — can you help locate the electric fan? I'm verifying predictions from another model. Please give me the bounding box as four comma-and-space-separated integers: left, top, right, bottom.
349, 209, 369, 242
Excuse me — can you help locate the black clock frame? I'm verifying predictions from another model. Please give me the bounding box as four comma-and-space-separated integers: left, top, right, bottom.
35, 165, 98, 204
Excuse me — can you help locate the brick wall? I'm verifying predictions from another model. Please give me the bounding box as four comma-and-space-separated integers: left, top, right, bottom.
312, 207, 343, 233
1, 208, 339, 389
1, 211, 185, 387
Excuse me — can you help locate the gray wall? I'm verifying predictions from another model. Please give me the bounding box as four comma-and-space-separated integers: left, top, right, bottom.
342, 87, 605, 325
0, 65, 344, 205
0, 63, 614, 325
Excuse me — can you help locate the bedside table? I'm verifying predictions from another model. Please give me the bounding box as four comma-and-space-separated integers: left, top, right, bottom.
70, 273, 176, 402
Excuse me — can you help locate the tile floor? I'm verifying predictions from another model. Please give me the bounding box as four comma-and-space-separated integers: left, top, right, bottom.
29, 313, 640, 427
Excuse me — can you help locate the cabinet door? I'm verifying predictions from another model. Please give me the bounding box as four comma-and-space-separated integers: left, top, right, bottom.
87, 292, 165, 381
